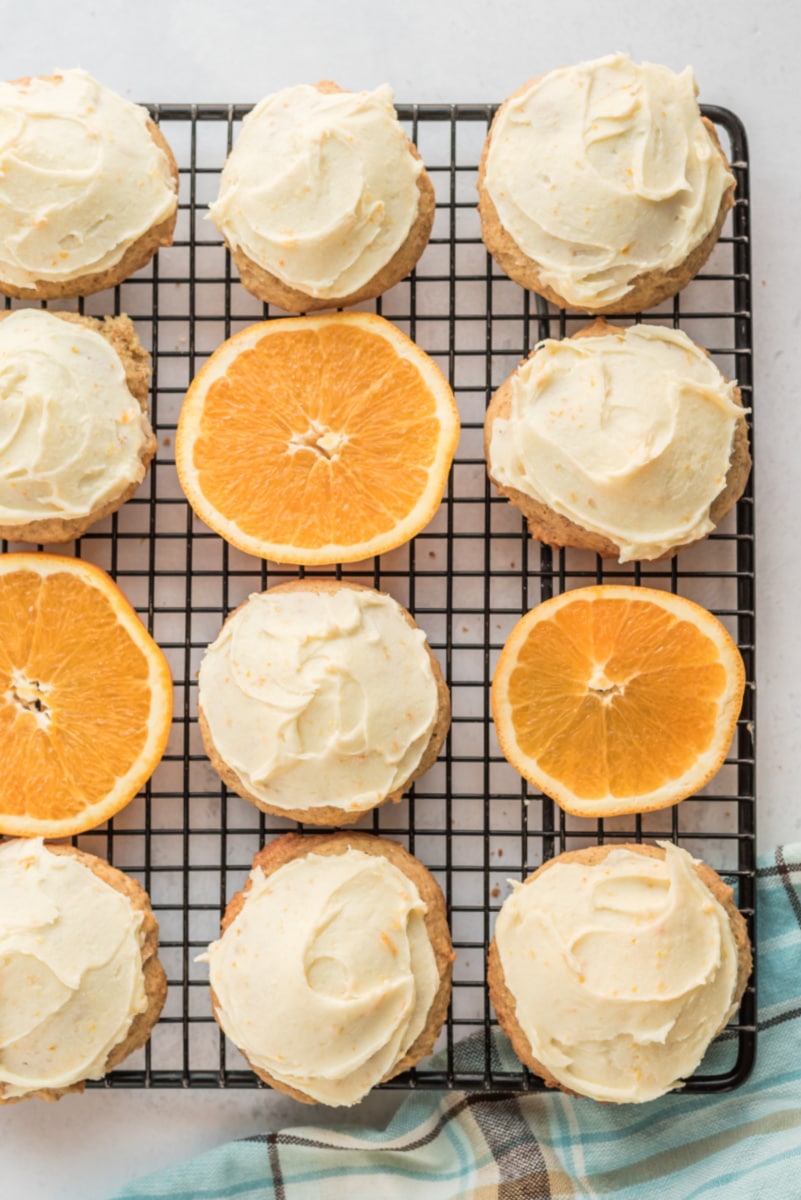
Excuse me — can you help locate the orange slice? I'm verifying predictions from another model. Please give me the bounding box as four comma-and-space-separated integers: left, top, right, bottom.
175, 313, 460, 564
0, 554, 173, 837
492, 585, 745, 817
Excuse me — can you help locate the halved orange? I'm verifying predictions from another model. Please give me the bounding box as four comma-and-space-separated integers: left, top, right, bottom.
492, 585, 745, 817
0, 554, 173, 837
175, 313, 460, 564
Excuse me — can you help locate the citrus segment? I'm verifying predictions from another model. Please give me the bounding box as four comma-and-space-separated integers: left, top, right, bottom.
0, 554, 173, 836
176, 313, 460, 564
492, 586, 745, 816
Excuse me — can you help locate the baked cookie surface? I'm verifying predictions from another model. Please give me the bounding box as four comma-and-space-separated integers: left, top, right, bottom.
485, 319, 750, 562
203, 831, 453, 1105
489, 842, 751, 1103
210, 81, 434, 311
0, 70, 178, 299
0, 308, 156, 543
199, 579, 450, 825
0, 838, 166, 1103
478, 55, 735, 313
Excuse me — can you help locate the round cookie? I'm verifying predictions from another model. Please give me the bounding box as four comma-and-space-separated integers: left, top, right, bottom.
0, 839, 166, 1104
484, 319, 751, 562
211, 81, 435, 312
207, 831, 454, 1105
0, 309, 156, 544
488, 842, 752, 1103
0, 71, 178, 300
198, 579, 450, 825
478, 56, 735, 315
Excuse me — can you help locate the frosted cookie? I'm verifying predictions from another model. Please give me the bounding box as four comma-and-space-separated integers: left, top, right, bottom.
485, 320, 750, 562
0, 70, 178, 299
201, 831, 453, 1105
478, 55, 735, 313
0, 308, 156, 543
209, 81, 434, 311
0, 838, 166, 1103
198, 579, 450, 825
489, 842, 751, 1103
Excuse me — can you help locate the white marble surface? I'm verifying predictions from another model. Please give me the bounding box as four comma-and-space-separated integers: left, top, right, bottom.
2, 1, 800, 1195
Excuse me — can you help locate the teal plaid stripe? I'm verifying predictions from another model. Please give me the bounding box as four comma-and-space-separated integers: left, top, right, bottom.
114, 846, 801, 1200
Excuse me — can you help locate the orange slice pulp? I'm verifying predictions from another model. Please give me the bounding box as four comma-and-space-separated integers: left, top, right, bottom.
0, 554, 173, 837
176, 312, 460, 564
491, 585, 745, 817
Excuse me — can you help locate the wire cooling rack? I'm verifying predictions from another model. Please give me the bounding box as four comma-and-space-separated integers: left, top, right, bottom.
1, 102, 755, 1093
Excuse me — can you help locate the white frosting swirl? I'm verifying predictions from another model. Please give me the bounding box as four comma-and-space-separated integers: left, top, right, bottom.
0, 69, 176, 288
495, 844, 740, 1103
0, 309, 153, 526
199, 586, 440, 815
209, 84, 423, 299
0, 839, 147, 1098
201, 848, 439, 1105
488, 324, 745, 561
484, 54, 734, 308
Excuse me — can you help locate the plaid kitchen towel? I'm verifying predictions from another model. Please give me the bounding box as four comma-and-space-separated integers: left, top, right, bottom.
113, 845, 801, 1200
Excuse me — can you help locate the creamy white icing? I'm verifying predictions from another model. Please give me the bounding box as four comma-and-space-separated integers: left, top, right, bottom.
484, 54, 734, 309
495, 843, 740, 1103
209, 83, 423, 300
199, 586, 440, 814
201, 847, 439, 1105
0, 309, 152, 526
0, 838, 147, 1098
489, 324, 745, 561
0, 69, 176, 288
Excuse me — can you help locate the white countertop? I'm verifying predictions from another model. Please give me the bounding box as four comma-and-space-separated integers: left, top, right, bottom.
3, 1, 800, 1195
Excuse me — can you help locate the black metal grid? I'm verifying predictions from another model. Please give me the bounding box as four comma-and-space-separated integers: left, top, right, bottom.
1, 102, 755, 1094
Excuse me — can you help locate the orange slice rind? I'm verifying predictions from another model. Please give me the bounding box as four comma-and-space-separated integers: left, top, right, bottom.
0, 553, 173, 837
175, 312, 460, 564
491, 585, 746, 817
